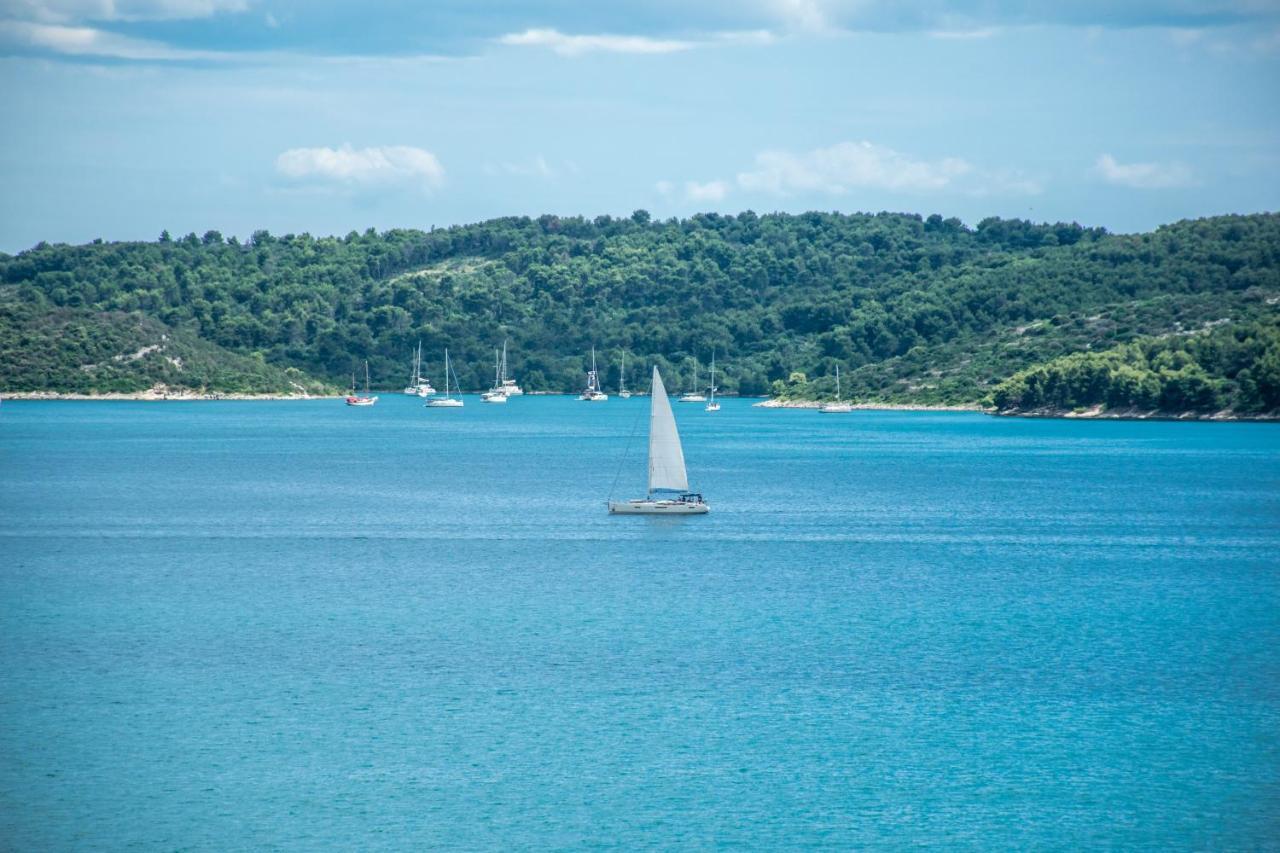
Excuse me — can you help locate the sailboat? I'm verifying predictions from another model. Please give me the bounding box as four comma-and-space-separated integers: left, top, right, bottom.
497, 340, 523, 396
425, 349, 464, 407
403, 343, 420, 395
705, 351, 720, 412
346, 361, 378, 406
609, 367, 709, 514
819, 364, 852, 413
678, 356, 706, 402
403, 341, 436, 396
618, 353, 631, 399
578, 347, 608, 401
481, 347, 509, 403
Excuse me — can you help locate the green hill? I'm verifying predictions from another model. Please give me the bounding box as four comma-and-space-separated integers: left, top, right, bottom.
987, 319, 1280, 418
2, 210, 1277, 408
0, 294, 334, 395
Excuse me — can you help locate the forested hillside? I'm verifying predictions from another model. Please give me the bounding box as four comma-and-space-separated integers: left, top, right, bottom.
2, 210, 1277, 408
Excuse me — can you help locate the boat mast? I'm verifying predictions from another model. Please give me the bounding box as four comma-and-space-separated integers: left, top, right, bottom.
709, 352, 716, 403
620, 352, 627, 394
836, 365, 841, 402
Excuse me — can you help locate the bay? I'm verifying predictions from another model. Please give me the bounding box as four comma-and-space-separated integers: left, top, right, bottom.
1, 397, 1277, 848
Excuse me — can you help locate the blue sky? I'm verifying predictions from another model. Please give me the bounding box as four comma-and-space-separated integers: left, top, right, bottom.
1, 1, 1278, 252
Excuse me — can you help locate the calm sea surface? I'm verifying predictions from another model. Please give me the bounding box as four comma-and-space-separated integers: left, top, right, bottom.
1, 397, 1278, 849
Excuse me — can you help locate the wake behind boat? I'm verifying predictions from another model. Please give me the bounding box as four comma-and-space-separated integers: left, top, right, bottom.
608, 366, 708, 515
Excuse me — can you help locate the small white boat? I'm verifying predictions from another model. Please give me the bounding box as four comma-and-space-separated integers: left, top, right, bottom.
403, 341, 435, 396
346, 361, 378, 406
425, 348, 465, 408
705, 351, 720, 412
618, 352, 631, 399
678, 356, 706, 402
481, 347, 509, 403
819, 364, 852, 413
608, 366, 709, 515
497, 340, 522, 395
578, 347, 609, 401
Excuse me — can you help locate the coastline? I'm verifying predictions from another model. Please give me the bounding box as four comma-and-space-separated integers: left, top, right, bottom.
2, 390, 339, 401
994, 404, 1280, 422
752, 398, 984, 412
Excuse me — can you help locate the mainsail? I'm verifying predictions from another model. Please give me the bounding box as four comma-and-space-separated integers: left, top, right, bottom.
648, 366, 689, 494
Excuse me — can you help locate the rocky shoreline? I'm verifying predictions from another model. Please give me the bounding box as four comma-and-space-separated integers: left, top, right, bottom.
994, 404, 1279, 422
3, 390, 338, 401
752, 398, 983, 412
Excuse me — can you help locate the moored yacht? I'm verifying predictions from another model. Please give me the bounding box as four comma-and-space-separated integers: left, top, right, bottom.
578, 347, 608, 401
425, 349, 464, 408
678, 356, 706, 402
819, 364, 852, 413
346, 361, 378, 406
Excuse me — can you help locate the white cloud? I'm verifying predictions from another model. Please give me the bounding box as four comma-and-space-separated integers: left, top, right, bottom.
685, 179, 730, 202
769, 0, 830, 34
486, 155, 554, 178
928, 27, 1000, 39
275, 144, 445, 190
496, 28, 695, 56
1095, 153, 1193, 189
0, 19, 232, 59
737, 141, 973, 194
5, 0, 247, 23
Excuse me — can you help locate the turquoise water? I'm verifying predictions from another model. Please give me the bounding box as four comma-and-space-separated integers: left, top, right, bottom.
2, 397, 1278, 849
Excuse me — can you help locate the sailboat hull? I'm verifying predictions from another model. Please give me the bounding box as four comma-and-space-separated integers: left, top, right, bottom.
608, 499, 709, 515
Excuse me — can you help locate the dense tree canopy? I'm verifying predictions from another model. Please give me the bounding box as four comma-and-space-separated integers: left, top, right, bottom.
2, 210, 1277, 410
989, 320, 1280, 415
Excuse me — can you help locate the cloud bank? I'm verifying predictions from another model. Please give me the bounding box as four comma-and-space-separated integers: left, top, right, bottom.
1095, 153, 1193, 189
497, 28, 695, 56
737, 141, 975, 194
275, 145, 445, 190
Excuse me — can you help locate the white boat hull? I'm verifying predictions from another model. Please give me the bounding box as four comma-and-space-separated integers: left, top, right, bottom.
609, 499, 709, 515
426, 399, 464, 408
678, 395, 706, 403
481, 393, 508, 403
819, 403, 852, 413
578, 393, 609, 401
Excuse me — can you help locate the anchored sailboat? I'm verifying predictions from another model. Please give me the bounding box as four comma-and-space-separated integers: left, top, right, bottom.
425, 349, 464, 407
481, 347, 509, 403
705, 351, 720, 412
403, 341, 436, 396
497, 340, 523, 396
346, 360, 377, 406
578, 347, 608, 401
678, 356, 706, 402
608, 366, 709, 515
819, 364, 852, 413
618, 352, 631, 399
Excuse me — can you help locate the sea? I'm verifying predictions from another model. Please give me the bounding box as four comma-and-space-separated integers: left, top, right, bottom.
1, 396, 1277, 849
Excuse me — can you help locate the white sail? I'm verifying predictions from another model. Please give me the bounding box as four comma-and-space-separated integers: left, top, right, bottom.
648, 366, 689, 494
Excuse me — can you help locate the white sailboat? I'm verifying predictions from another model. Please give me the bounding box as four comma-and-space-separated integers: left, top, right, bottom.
578, 347, 608, 401
425, 348, 464, 407
481, 347, 508, 403
497, 340, 523, 396
403, 341, 436, 396
346, 361, 377, 406
608, 366, 709, 515
618, 352, 631, 399
678, 356, 706, 402
819, 364, 852, 413
705, 351, 720, 412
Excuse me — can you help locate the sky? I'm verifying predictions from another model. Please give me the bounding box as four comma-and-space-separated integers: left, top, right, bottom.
1, 1, 1278, 252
